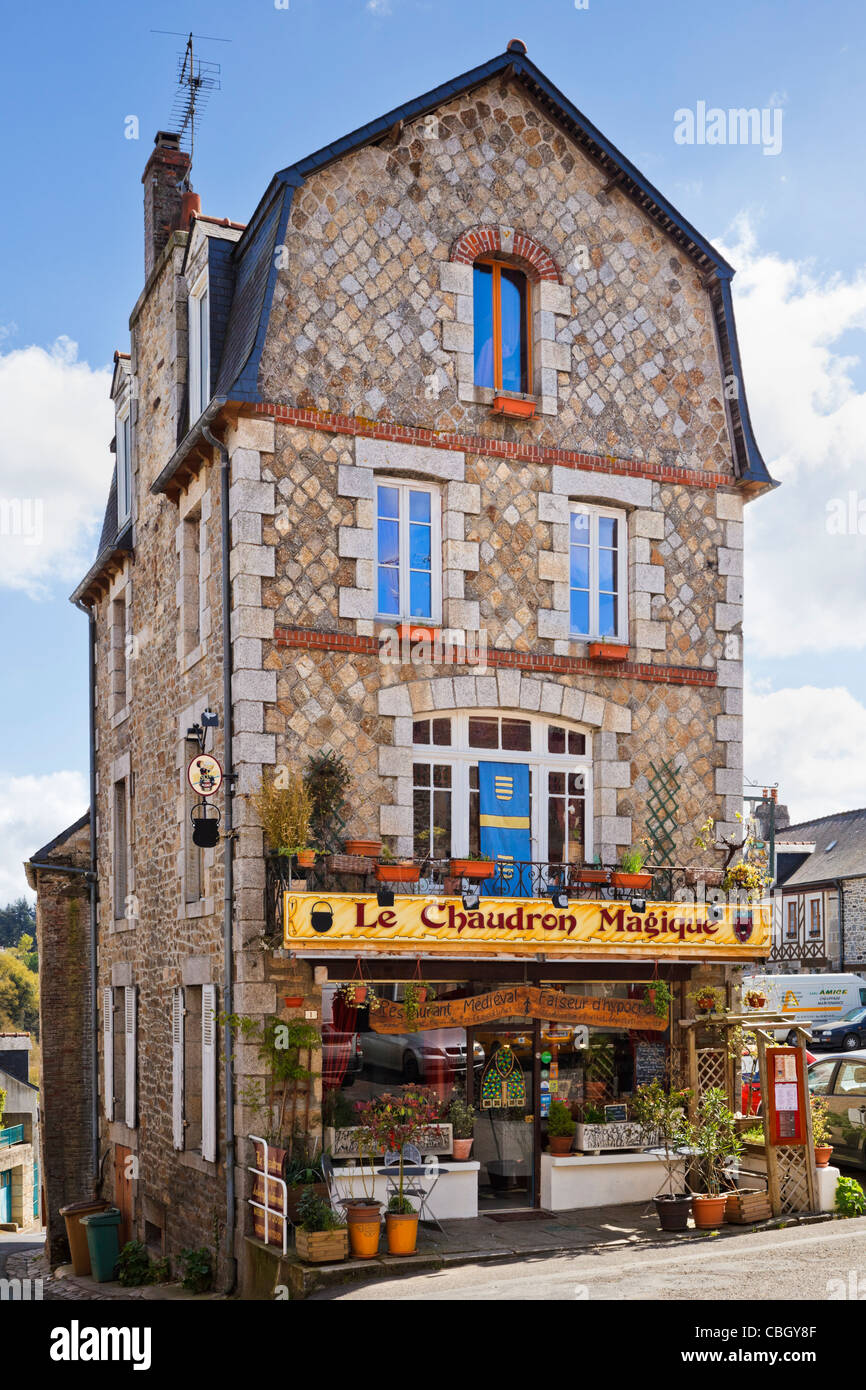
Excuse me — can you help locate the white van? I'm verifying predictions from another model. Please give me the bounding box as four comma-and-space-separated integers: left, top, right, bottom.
741, 973, 866, 1042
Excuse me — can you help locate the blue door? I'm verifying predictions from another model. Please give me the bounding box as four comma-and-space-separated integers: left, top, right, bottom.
0, 1170, 11, 1223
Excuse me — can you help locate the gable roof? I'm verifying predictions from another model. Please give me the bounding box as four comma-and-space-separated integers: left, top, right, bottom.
777, 808, 866, 887
151, 42, 773, 499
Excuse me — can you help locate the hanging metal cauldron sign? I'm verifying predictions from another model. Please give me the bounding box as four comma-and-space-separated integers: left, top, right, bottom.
191, 800, 221, 848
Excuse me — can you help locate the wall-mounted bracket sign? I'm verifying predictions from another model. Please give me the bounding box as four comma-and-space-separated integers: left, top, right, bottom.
283, 892, 771, 958
187, 754, 223, 798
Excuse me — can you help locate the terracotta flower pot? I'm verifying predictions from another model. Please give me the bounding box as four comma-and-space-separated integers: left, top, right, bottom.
343, 839, 382, 857
611, 872, 652, 890
452, 1138, 474, 1161
548, 1134, 574, 1155
296, 849, 316, 868
344, 1200, 382, 1259
491, 394, 536, 419
395, 622, 439, 643
450, 859, 496, 879
815, 1145, 834, 1168
691, 1194, 728, 1228
283, 996, 304, 1008
374, 862, 420, 883
385, 1210, 420, 1256
574, 869, 609, 885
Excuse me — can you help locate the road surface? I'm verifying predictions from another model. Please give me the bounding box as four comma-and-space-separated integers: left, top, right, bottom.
313, 1216, 866, 1300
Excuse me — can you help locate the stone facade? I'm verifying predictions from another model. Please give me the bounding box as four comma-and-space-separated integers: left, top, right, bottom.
39, 50, 771, 1294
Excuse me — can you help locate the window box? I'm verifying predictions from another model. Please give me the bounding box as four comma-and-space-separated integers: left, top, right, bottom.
395, 622, 439, 643
374, 862, 421, 884
343, 839, 382, 858
326, 853, 373, 875
587, 641, 628, 661
610, 872, 652, 891
491, 394, 536, 419
575, 1121, 657, 1153
572, 868, 609, 885
449, 859, 496, 880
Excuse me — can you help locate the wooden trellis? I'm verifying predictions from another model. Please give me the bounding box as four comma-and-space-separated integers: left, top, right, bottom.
645, 758, 680, 864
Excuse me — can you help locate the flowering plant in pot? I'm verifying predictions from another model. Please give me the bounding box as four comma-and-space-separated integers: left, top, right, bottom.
688, 1087, 742, 1228
447, 1092, 476, 1160
334, 981, 381, 1012
546, 1098, 576, 1154
355, 1086, 441, 1255
402, 981, 437, 1029
811, 1095, 834, 1167
743, 987, 767, 1010
688, 984, 726, 1016
643, 979, 673, 1020
611, 848, 652, 891
631, 1080, 693, 1230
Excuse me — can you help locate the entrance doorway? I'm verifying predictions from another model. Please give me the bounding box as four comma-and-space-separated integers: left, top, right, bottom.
467, 1022, 539, 1211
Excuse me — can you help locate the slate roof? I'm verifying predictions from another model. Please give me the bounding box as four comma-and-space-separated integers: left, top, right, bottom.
776, 809, 866, 887
29, 811, 90, 863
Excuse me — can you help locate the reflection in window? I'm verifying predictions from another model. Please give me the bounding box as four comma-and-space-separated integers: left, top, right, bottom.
473, 260, 530, 393
413, 762, 452, 859
547, 770, 586, 864
569, 505, 625, 639
376, 481, 439, 620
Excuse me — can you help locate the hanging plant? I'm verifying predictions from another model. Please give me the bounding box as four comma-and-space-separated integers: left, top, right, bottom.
643, 979, 672, 1019
721, 861, 767, 899
334, 981, 381, 1012
402, 981, 437, 1030
688, 985, 726, 1016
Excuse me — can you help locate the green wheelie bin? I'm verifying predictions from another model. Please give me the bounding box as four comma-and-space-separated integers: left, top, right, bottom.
80, 1207, 122, 1282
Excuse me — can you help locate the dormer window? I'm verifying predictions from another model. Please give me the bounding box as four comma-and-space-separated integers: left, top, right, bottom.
188, 274, 210, 422
473, 259, 531, 393
116, 405, 131, 526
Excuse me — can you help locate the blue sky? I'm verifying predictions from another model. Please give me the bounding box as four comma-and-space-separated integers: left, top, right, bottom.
2, 0, 866, 898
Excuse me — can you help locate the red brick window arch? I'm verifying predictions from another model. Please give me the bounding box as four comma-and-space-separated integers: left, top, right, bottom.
451, 227, 561, 395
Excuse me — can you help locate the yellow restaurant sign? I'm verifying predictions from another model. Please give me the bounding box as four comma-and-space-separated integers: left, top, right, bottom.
283, 893, 771, 958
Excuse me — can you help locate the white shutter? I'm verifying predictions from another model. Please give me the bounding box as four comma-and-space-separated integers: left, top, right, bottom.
124, 985, 137, 1129
103, 987, 114, 1122
172, 986, 185, 1151
201, 984, 217, 1162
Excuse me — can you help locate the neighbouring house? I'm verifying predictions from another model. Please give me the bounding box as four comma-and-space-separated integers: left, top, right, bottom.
32, 39, 776, 1294
0, 1035, 40, 1232
767, 809, 866, 977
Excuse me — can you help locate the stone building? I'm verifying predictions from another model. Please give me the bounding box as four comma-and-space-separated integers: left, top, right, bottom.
0, 1035, 40, 1233
768, 809, 866, 976
35, 42, 775, 1292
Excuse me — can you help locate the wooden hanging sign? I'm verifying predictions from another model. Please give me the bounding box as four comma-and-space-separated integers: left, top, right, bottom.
369, 985, 667, 1034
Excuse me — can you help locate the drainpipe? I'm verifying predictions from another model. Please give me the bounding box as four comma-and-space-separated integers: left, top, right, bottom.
836, 877, 846, 971
202, 424, 236, 1293
73, 599, 100, 1185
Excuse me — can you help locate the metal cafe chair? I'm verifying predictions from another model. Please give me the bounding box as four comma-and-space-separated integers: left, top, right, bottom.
321, 1153, 362, 1220
382, 1144, 445, 1234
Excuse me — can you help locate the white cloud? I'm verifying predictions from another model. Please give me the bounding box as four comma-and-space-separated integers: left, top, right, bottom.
717, 217, 866, 658
744, 680, 866, 822
366, 0, 391, 12
0, 770, 88, 904
0, 337, 112, 599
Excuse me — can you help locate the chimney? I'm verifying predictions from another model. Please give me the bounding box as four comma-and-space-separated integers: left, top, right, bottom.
0, 1033, 31, 1086
142, 131, 192, 280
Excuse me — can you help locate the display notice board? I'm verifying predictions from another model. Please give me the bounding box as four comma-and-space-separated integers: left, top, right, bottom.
766, 1046, 808, 1147
634, 1041, 668, 1086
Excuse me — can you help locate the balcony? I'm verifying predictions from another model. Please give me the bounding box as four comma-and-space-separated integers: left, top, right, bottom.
265, 855, 730, 941
0, 1125, 24, 1149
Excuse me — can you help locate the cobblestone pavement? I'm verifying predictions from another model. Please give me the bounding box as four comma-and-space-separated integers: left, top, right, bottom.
4, 1248, 147, 1301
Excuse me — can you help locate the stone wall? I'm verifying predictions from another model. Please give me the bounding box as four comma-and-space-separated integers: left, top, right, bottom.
843, 877, 866, 970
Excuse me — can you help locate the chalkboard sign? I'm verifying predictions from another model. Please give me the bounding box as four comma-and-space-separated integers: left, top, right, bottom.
634, 1041, 667, 1086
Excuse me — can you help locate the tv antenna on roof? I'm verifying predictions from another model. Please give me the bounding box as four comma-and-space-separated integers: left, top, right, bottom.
151, 30, 230, 181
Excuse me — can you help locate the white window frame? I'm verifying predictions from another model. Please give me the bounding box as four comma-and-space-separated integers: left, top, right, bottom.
808, 895, 822, 939
785, 898, 798, 940
374, 476, 442, 624
188, 273, 210, 423
116, 406, 132, 526
410, 710, 593, 863
568, 503, 628, 642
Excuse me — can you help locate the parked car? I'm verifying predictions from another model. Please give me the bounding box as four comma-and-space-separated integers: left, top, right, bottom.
808, 1051, 866, 1167
360, 1026, 484, 1082
810, 1006, 866, 1052
321, 1024, 363, 1088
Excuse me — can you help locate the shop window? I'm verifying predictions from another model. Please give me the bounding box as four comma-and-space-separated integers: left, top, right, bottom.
375, 479, 441, 623
473, 260, 531, 393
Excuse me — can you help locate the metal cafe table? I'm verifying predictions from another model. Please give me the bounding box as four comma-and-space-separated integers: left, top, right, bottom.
377, 1148, 445, 1232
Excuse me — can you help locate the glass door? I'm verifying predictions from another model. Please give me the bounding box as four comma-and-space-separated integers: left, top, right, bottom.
468, 1023, 537, 1211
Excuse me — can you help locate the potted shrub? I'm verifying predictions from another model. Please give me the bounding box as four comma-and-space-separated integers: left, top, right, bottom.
294, 1187, 349, 1264
449, 855, 495, 880
631, 1080, 692, 1231
356, 1087, 441, 1256
447, 1093, 476, 1160
811, 1095, 834, 1167
611, 848, 652, 890
304, 749, 352, 854
688, 1087, 742, 1228
252, 768, 315, 865
546, 1098, 576, 1154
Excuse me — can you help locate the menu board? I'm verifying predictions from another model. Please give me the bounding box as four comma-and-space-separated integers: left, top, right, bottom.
767, 1047, 807, 1147
635, 1042, 667, 1086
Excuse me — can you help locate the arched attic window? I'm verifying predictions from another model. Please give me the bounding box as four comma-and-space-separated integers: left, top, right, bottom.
472, 258, 531, 394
